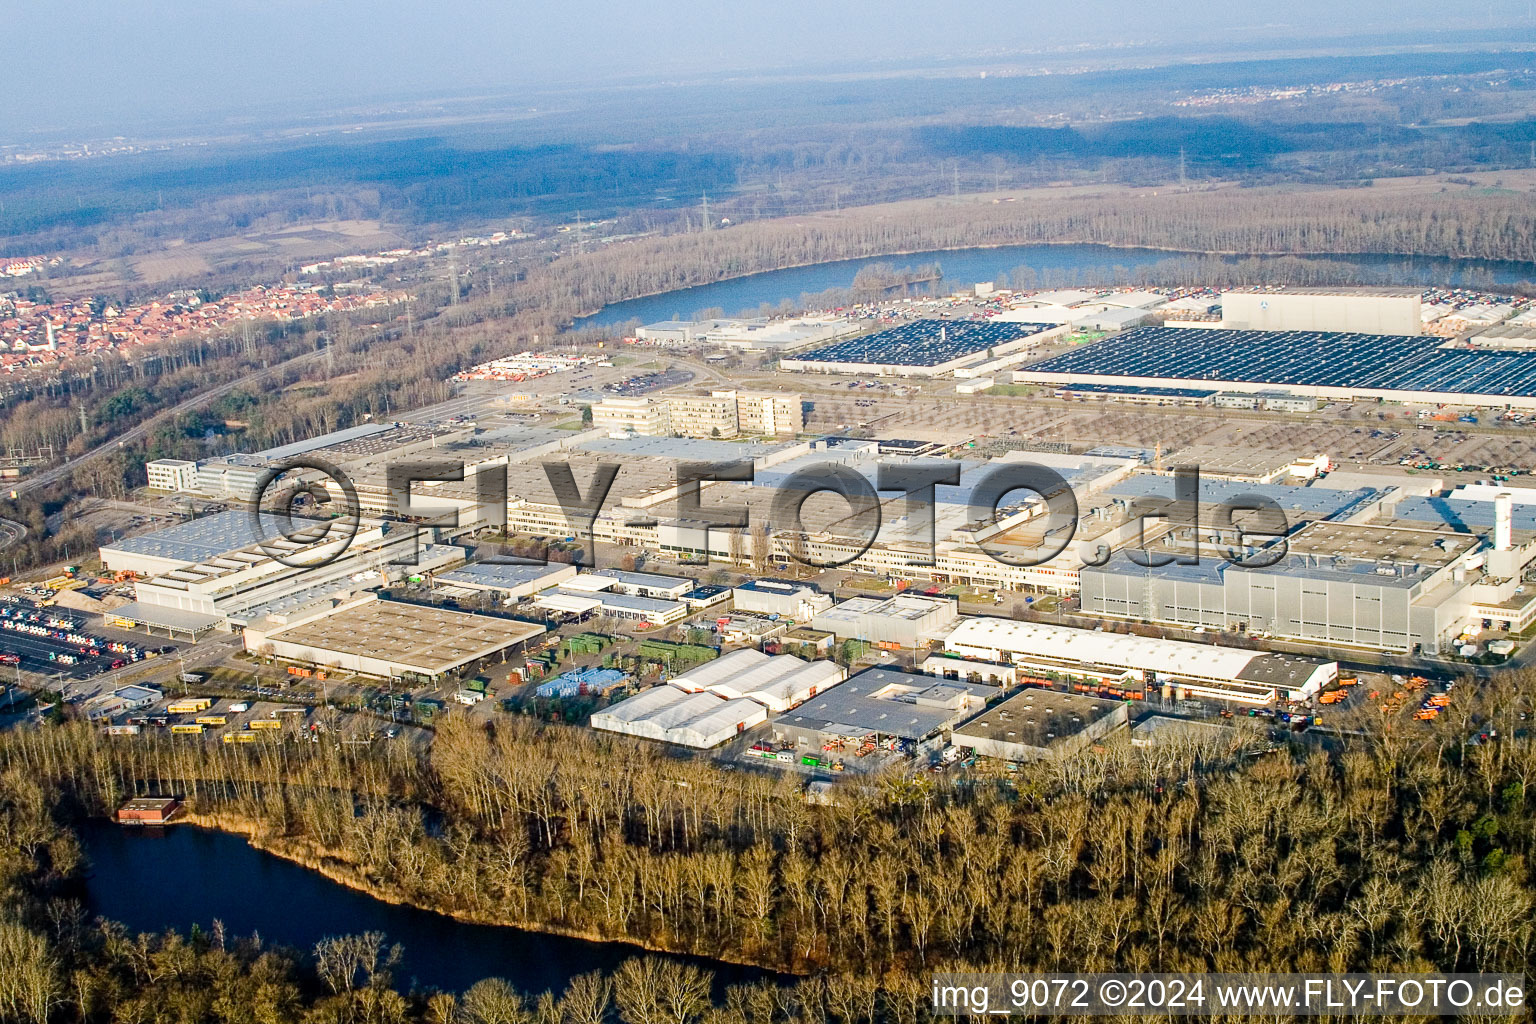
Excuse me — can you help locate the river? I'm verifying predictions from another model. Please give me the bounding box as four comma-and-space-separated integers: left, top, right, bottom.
79, 820, 776, 996
576, 243, 1536, 327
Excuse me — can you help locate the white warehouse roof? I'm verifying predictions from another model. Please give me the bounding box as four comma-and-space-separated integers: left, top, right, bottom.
946, 618, 1264, 683
709, 656, 845, 712
669, 648, 770, 691
590, 684, 767, 748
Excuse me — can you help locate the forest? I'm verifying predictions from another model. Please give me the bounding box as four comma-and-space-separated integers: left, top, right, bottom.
505, 183, 1536, 329
7, 46, 1536, 257
0, 664, 1533, 1022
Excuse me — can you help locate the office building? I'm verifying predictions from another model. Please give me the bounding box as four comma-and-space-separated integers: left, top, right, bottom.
146, 459, 200, 493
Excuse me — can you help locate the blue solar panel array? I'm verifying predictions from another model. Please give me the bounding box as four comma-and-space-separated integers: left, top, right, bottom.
791, 319, 1053, 367
1026, 326, 1536, 398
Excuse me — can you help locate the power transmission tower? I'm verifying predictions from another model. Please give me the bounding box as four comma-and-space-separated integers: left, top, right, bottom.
953, 162, 960, 199
701, 192, 711, 230
77, 403, 87, 434
1179, 147, 1187, 187
448, 257, 460, 306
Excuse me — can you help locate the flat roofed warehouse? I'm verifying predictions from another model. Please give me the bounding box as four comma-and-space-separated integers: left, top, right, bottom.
245, 597, 545, 682
101, 511, 332, 576
434, 561, 577, 599
952, 688, 1129, 761
1016, 326, 1536, 406
770, 666, 998, 747
943, 617, 1336, 705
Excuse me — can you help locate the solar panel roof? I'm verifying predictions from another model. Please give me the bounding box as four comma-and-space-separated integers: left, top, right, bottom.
791, 319, 1053, 367
1025, 326, 1536, 398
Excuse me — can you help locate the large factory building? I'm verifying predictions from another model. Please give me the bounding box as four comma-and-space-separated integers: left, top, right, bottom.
1220, 288, 1423, 336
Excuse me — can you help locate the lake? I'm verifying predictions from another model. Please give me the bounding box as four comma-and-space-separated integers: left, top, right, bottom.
576, 242, 1536, 327
79, 820, 775, 997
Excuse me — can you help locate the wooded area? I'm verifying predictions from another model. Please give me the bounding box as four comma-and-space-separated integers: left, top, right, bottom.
0, 666, 1533, 1021
507, 184, 1536, 331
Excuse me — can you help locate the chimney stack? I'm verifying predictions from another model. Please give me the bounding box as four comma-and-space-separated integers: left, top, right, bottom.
1495, 491, 1513, 552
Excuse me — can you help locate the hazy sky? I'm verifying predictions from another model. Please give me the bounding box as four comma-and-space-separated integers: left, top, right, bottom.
9, 0, 1536, 137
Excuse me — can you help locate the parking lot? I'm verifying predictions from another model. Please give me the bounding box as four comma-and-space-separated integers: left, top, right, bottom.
602, 367, 694, 396
0, 602, 155, 682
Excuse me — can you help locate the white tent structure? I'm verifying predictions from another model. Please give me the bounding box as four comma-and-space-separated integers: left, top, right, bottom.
702, 656, 846, 713
590, 683, 768, 748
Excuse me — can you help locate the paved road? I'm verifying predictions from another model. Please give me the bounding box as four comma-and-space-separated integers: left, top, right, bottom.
0, 519, 26, 551
14, 348, 326, 496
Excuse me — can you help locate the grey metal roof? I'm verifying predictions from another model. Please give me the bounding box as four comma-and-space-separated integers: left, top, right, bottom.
1106, 476, 1378, 520
575, 435, 794, 462
255, 423, 394, 461
439, 561, 572, 591
551, 589, 683, 614
771, 666, 994, 740
103, 511, 327, 566
591, 567, 691, 589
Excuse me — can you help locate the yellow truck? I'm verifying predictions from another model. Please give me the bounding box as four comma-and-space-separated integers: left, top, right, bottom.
222, 731, 258, 744
170, 723, 204, 735
167, 698, 213, 715
194, 715, 227, 726
249, 719, 282, 730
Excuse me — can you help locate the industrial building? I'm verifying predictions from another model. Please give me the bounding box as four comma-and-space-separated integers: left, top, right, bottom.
780, 320, 1066, 377
243, 595, 544, 683
533, 585, 689, 625
635, 316, 858, 352
681, 583, 733, 611
590, 684, 768, 748
502, 437, 1143, 598
768, 666, 997, 753
101, 510, 465, 633
942, 617, 1336, 705
586, 568, 693, 600
1080, 510, 1536, 655
668, 648, 846, 712
731, 579, 834, 620
1016, 325, 1536, 408
811, 594, 959, 648
951, 688, 1129, 761
1220, 288, 1423, 336
717, 614, 788, 645
434, 561, 578, 601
